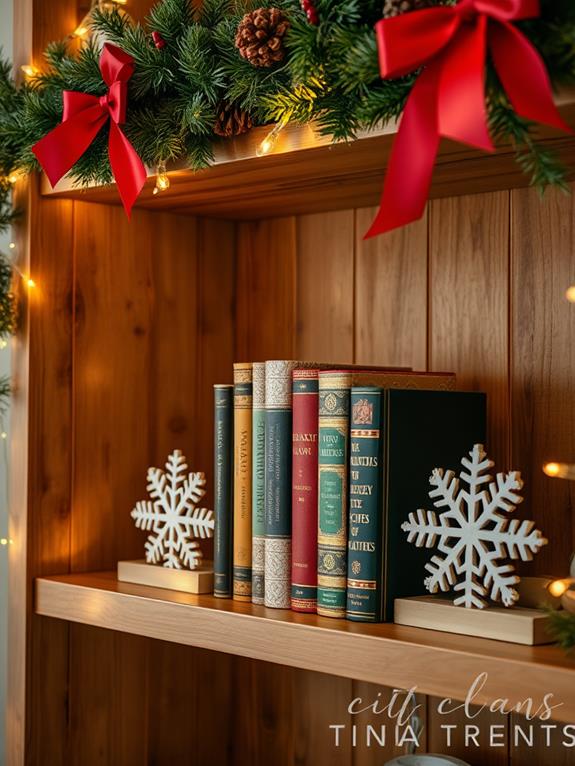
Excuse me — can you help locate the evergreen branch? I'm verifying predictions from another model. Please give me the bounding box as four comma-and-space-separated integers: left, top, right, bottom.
0, 376, 10, 418
488, 93, 569, 193
546, 608, 575, 652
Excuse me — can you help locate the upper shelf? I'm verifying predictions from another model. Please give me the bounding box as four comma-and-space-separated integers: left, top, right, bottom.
41, 92, 575, 220
36, 571, 575, 723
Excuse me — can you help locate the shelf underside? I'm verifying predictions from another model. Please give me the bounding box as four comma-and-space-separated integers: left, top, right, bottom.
40, 98, 575, 219
36, 572, 575, 723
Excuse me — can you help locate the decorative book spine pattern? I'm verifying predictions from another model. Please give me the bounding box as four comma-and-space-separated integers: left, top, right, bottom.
265, 360, 297, 608
252, 363, 266, 605
233, 363, 252, 602
346, 388, 383, 622
291, 369, 319, 613
214, 385, 234, 598
317, 371, 352, 618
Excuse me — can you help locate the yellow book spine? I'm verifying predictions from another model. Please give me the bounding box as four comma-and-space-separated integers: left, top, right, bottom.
233, 363, 253, 601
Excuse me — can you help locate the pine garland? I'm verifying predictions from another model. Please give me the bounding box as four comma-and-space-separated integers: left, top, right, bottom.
0, 52, 20, 416
0, 0, 574, 194
547, 608, 575, 652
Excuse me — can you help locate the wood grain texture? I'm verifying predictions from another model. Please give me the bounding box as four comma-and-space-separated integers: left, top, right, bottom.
72, 204, 155, 572
8, 188, 75, 766
355, 208, 428, 370
296, 210, 355, 363
350, 685, 427, 765
510, 185, 575, 576
429, 192, 511, 469
35, 573, 575, 724
235, 217, 296, 361
41, 112, 575, 220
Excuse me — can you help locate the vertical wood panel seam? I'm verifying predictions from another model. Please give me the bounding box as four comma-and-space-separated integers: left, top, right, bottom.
352, 209, 357, 365
507, 190, 513, 471
426, 209, 432, 372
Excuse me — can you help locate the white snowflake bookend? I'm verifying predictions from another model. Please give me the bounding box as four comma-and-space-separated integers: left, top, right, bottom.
131, 449, 215, 570
402, 444, 548, 609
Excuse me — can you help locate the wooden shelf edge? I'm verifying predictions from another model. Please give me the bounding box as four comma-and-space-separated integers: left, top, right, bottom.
36, 572, 575, 723
38, 91, 575, 218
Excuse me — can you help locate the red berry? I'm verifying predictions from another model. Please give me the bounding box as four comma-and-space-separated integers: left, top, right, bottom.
151, 31, 166, 50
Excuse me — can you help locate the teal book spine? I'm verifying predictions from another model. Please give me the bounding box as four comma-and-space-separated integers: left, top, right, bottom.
317, 371, 351, 618
264, 360, 297, 608
346, 388, 383, 622
252, 363, 266, 604
214, 385, 234, 598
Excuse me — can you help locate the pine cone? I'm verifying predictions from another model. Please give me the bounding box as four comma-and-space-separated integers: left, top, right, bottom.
235, 8, 290, 68
382, 0, 435, 17
214, 102, 253, 138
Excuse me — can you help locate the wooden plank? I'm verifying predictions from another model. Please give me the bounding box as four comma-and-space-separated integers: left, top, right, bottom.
428, 699, 510, 766
510, 185, 575, 576
429, 192, 511, 468
68, 625, 148, 766
355, 208, 428, 370
235, 218, 296, 361
8, 190, 75, 766
71, 203, 155, 571
41, 108, 575, 220
510, 716, 575, 765
296, 210, 355, 363
35, 573, 575, 725
292, 670, 352, 766
351, 685, 428, 764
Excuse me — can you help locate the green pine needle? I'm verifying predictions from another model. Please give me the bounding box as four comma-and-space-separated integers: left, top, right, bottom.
546, 608, 575, 652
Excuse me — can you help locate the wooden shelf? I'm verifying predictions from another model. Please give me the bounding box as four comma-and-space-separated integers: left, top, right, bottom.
40, 94, 575, 219
36, 572, 575, 723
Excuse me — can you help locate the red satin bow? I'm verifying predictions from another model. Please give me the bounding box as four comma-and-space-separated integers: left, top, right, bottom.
366, 0, 571, 238
33, 43, 147, 217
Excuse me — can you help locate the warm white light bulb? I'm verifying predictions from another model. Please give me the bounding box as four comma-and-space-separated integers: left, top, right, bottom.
566, 285, 575, 303
21, 64, 38, 78
154, 162, 170, 194
543, 462, 575, 480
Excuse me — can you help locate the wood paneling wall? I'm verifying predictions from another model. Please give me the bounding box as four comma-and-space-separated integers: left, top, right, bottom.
11, 185, 575, 766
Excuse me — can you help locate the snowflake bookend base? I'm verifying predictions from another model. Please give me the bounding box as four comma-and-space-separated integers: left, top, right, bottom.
130, 449, 215, 571
402, 444, 548, 610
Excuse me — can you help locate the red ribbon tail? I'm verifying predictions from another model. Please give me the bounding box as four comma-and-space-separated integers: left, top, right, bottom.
438, 18, 493, 151
108, 123, 147, 218
490, 21, 572, 134
365, 68, 441, 238
33, 110, 107, 187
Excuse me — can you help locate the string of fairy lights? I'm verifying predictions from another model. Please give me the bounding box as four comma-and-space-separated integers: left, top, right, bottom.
16, 0, 284, 199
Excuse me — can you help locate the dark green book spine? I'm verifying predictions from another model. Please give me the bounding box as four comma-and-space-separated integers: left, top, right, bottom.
317, 371, 351, 618
214, 385, 233, 598
264, 361, 296, 609
346, 388, 383, 622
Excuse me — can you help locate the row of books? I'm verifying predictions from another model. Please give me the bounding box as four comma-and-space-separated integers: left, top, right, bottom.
213, 361, 486, 622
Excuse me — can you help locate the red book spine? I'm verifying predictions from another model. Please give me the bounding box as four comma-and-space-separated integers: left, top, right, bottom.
291, 369, 319, 613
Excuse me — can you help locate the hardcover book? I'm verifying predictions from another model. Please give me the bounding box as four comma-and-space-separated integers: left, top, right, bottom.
291, 369, 319, 612
252, 362, 266, 605
346, 388, 486, 622
266, 361, 411, 610
214, 384, 234, 598
265, 360, 312, 608
233, 363, 252, 602
317, 370, 456, 618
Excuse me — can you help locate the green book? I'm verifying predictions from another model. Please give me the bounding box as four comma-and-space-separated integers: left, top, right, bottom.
317, 372, 350, 618
214, 384, 233, 598
346, 388, 383, 622
264, 360, 299, 609
252, 362, 266, 604
345, 387, 487, 622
